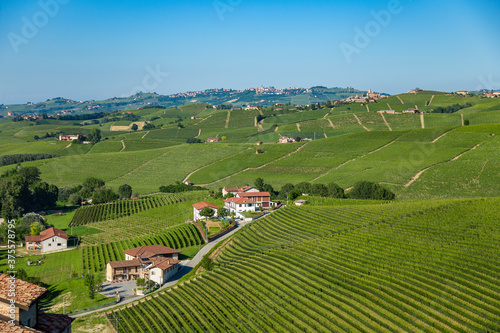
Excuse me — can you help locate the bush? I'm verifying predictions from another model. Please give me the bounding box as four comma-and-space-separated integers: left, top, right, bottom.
349, 181, 395, 200
201, 257, 214, 271
68, 193, 83, 205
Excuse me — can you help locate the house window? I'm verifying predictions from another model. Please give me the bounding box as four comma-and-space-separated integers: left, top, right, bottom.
48, 243, 51, 246
151, 271, 155, 275
239, 204, 242, 207
57, 243, 61, 246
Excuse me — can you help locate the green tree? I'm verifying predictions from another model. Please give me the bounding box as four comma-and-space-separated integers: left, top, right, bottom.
32, 182, 58, 209
92, 188, 118, 204
30, 222, 44, 236
201, 257, 214, 271
279, 183, 295, 199
349, 181, 395, 200
199, 207, 215, 221
327, 182, 345, 198
131, 123, 138, 131
118, 184, 132, 199
89, 128, 102, 144
68, 193, 83, 205
295, 182, 311, 195
254, 177, 265, 191
217, 207, 229, 219
311, 183, 328, 197
84, 274, 103, 299
83, 177, 105, 191
288, 189, 302, 201
58, 187, 72, 202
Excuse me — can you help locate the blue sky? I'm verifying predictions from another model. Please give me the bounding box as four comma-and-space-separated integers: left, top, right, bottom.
1, 0, 499, 104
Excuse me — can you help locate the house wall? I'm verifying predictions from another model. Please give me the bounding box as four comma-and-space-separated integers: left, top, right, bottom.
41, 236, 67, 253
149, 268, 163, 285
19, 302, 37, 327
125, 254, 134, 261
106, 264, 113, 282
193, 208, 218, 221
26, 241, 41, 251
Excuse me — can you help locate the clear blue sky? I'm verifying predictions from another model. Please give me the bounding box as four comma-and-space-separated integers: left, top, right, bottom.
1, 0, 499, 104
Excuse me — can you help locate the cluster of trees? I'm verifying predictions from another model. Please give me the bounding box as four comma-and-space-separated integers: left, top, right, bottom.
33, 132, 60, 140
0, 153, 59, 167
58, 178, 133, 206
251, 178, 395, 202
432, 103, 472, 114
159, 182, 206, 193
0, 212, 50, 242
187, 138, 202, 144
0, 166, 59, 220
84, 274, 104, 299
57, 112, 108, 121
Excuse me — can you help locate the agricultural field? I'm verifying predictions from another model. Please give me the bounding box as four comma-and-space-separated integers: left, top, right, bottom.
70, 194, 185, 226
108, 198, 500, 332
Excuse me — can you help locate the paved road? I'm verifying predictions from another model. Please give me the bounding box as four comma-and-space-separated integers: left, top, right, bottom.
72, 217, 258, 318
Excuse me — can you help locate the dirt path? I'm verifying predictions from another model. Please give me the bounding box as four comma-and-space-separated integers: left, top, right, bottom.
386, 102, 392, 110
254, 116, 258, 127
461, 114, 464, 126
274, 126, 279, 132
428, 95, 435, 106
471, 160, 488, 183
323, 130, 327, 138
225, 111, 231, 129
141, 131, 150, 139
366, 105, 370, 112
353, 114, 370, 131
323, 108, 334, 118
310, 137, 400, 182
327, 118, 336, 129
397, 96, 404, 104
198, 143, 309, 186
194, 114, 213, 125
64, 143, 72, 149
404, 144, 480, 187
420, 113, 425, 129
259, 109, 264, 116
119, 140, 125, 152
431, 129, 453, 143
195, 128, 201, 138
296, 123, 301, 132
380, 113, 392, 131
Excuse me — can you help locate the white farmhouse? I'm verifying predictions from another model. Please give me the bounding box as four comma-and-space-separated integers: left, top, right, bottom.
192, 202, 219, 221
25, 227, 68, 253
224, 197, 257, 214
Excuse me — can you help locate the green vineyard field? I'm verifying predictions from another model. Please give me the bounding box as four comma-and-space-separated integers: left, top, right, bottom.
108, 198, 500, 332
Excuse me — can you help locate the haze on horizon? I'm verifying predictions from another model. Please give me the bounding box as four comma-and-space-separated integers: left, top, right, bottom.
1, 0, 499, 105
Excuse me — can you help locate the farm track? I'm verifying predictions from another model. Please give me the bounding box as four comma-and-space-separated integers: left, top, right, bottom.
182, 148, 254, 183
461, 114, 464, 126
195, 129, 201, 138
296, 123, 301, 132
353, 114, 370, 131
141, 131, 150, 139
404, 144, 480, 187
119, 140, 125, 152
431, 128, 454, 143
470, 160, 488, 183
380, 113, 392, 131
327, 118, 336, 129
366, 105, 370, 112
428, 95, 435, 106
259, 109, 264, 116
397, 96, 404, 104
198, 143, 309, 186
310, 136, 401, 182
64, 143, 72, 149
420, 113, 425, 129
225, 111, 231, 129
386, 102, 392, 110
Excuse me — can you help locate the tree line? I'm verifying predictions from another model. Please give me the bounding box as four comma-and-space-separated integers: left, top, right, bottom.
0, 153, 59, 167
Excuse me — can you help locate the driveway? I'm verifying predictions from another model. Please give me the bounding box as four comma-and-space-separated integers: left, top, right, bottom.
100, 280, 137, 298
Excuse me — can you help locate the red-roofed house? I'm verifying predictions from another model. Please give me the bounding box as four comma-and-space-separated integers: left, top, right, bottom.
106, 245, 180, 284
456, 90, 468, 95
0, 274, 73, 332
224, 197, 257, 215
25, 227, 68, 253
222, 186, 257, 197
192, 202, 219, 221
493, 91, 500, 96
236, 192, 272, 208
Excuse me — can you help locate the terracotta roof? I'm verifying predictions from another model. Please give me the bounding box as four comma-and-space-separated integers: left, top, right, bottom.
0, 321, 43, 333
39, 227, 68, 241
0, 274, 47, 309
108, 259, 142, 268
224, 186, 253, 192
192, 202, 219, 210
123, 245, 180, 259
25, 235, 41, 242
237, 192, 271, 197
37, 312, 74, 333
224, 197, 256, 204
149, 257, 180, 270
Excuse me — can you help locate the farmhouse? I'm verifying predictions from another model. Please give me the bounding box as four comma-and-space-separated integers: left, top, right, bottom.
206, 137, 221, 143
402, 108, 419, 114
190, 116, 200, 120
493, 91, 500, 96
236, 192, 273, 208
0, 274, 73, 332
58, 134, 84, 141
192, 202, 219, 221
279, 136, 297, 143
222, 186, 258, 197
106, 245, 180, 284
224, 197, 257, 214
25, 227, 68, 253
456, 90, 468, 95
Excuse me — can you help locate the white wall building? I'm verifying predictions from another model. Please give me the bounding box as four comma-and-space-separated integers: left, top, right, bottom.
25, 227, 68, 253
192, 202, 219, 221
